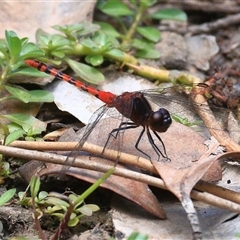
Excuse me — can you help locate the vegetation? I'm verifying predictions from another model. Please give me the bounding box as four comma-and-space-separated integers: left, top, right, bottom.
0, 1, 189, 238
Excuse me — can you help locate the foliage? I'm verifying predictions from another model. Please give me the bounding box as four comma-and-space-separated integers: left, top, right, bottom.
0, 3, 188, 149
18, 176, 99, 227
97, 0, 187, 59
0, 30, 54, 145
0, 31, 54, 178
17, 168, 114, 239
0, 188, 16, 206
0, 2, 188, 235
172, 114, 203, 128
20, 1, 187, 84
127, 231, 148, 240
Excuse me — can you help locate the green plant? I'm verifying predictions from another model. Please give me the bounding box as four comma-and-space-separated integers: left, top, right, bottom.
0, 31, 54, 145
0, 188, 16, 206
32, 24, 130, 84
127, 231, 148, 240
18, 168, 114, 239
0, 3, 191, 179
0, 188, 16, 239
172, 114, 203, 128
0, 30, 44, 84
18, 2, 189, 85
97, 0, 187, 59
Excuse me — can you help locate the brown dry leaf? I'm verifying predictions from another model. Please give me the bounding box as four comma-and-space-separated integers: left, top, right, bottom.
64, 164, 167, 219
152, 141, 220, 200
19, 119, 216, 221
150, 134, 220, 238
86, 117, 221, 239
20, 158, 166, 219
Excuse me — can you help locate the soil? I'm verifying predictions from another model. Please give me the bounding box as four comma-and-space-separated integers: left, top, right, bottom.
1, 1, 240, 240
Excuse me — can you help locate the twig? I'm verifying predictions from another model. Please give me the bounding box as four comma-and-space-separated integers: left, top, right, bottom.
187, 13, 240, 35
8, 141, 240, 203
9, 140, 156, 173
158, 11, 240, 35
190, 88, 240, 152
156, 0, 240, 14
1, 144, 240, 213
196, 180, 240, 205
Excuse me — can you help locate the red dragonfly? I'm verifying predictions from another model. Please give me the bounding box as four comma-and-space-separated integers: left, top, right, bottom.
25, 59, 173, 160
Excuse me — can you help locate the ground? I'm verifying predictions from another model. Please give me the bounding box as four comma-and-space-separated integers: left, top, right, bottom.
1, 1, 240, 240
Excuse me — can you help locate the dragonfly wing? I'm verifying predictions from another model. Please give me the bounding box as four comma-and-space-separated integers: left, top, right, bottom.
143, 87, 239, 135
62, 104, 109, 170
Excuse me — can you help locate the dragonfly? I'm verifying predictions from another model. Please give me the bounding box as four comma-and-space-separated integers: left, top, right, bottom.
25, 59, 174, 160
25, 59, 239, 160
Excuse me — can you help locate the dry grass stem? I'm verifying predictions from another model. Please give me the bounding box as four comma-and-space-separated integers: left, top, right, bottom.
1, 142, 239, 213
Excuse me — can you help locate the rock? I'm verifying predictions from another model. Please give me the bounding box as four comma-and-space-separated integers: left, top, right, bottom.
155, 31, 188, 69
186, 35, 219, 71
0, 1, 96, 41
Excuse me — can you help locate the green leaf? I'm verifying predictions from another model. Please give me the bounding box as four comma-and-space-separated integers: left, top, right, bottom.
93, 34, 109, 48
5, 30, 22, 60
51, 213, 64, 220
68, 217, 79, 227
81, 38, 98, 51
135, 48, 161, 59
19, 42, 44, 59
132, 38, 153, 50
141, 0, 157, 8
96, 22, 121, 37
136, 27, 160, 43
127, 232, 148, 240
3, 113, 47, 135
30, 176, 40, 198
78, 205, 92, 216
5, 129, 25, 145
0, 188, 16, 207
7, 122, 22, 133
0, 123, 10, 138
17, 191, 24, 199
69, 194, 79, 203
45, 197, 69, 208
105, 48, 124, 58
84, 204, 100, 212
150, 8, 187, 21
53, 23, 100, 38
38, 191, 48, 201
13, 66, 50, 78
52, 23, 85, 34
5, 86, 54, 103
172, 114, 202, 127
85, 54, 104, 66
36, 31, 72, 53
46, 205, 63, 214
51, 50, 65, 58
76, 204, 99, 215
65, 58, 105, 84
98, 0, 133, 17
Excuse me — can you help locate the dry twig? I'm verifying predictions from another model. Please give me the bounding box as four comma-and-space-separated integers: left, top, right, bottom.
0, 142, 239, 214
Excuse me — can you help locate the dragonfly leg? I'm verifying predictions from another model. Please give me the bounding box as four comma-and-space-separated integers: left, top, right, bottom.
148, 129, 170, 161
102, 121, 138, 154
134, 127, 151, 159
152, 130, 169, 160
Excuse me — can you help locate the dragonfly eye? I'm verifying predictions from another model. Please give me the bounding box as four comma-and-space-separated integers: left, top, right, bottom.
149, 108, 172, 132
